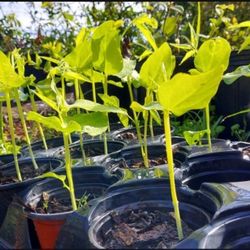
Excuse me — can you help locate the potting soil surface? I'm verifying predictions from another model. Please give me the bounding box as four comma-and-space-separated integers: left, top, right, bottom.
100, 209, 193, 249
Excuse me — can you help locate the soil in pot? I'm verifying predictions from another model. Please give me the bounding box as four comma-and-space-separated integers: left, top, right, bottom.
110, 125, 173, 144
0, 157, 64, 228
54, 139, 126, 165
104, 144, 185, 178
0, 157, 64, 185
22, 166, 118, 249
101, 208, 192, 249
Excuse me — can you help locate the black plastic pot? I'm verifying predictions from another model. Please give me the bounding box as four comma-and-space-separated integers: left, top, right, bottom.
176, 138, 233, 161
181, 153, 250, 190
87, 178, 237, 249
21, 135, 80, 157
0, 153, 22, 167
0, 157, 64, 228
102, 143, 186, 179
53, 139, 127, 165
0, 166, 118, 249
109, 125, 174, 144
230, 141, 250, 151
175, 184, 250, 249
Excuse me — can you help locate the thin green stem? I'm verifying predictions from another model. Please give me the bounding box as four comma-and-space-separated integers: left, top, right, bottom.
74, 79, 87, 164
0, 102, 4, 142
14, 89, 38, 170
103, 74, 109, 154
163, 110, 183, 240
149, 114, 154, 138
61, 76, 65, 100
205, 104, 212, 152
127, 79, 146, 164
143, 110, 149, 168
5, 91, 22, 181
29, 91, 48, 151
63, 133, 77, 210
91, 70, 97, 103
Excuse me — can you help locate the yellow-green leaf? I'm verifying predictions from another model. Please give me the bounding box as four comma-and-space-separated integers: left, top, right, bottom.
158, 67, 224, 116
194, 37, 231, 72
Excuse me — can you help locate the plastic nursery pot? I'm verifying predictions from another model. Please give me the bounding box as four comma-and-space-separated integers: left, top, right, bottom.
175, 193, 250, 250
176, 138, 233, 161
53, 139, 127, 165
0, 157, 64, 228
21, 166, 118, 249
87, 178, 237, 249
181, 151, 250, 190
102, 143, 187, 179
109, 125, 174, 144
0, 153, 22, 166
21, 134, 80, 158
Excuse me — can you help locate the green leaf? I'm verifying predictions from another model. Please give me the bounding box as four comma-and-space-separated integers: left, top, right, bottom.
179, 50, 196, 65
140, 42, 175, 90
194, 37, 231, 72
38, 172, 70, 191
163, 17, 177, 37
169, 43, 192, 51
0, 51, 24, 90
115, 58, 136, 80
154, 168, 166, 178
158, 67, 224, 116
224, 108, 250, 120
223, 65, 250, 84
123, 169, 134, 180
75, 27, 87, 47
98, 94, 129, 127
68, 112, 108, 136
40, 56, 60, 65
27, 111, 81, 134
188, 23, 198, 48
229, 21, 250, 29
150, 109, 162, 125
133, 14, 158, 51
238, 35, 250, 53
183, 130, 207, 146
69, 99, 128, 115
63, 71, 90, 82
139, 49, 152, 62
64, 32, 93, 71
130, 101, 163, 113
91, 21, 123, 75
33, 90, 59, 112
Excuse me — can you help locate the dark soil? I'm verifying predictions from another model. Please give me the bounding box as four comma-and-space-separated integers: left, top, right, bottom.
100, 209, 193, 249
243, 147, 250, 159
0, 162, 52, 185
128, 157, 167, 169
28, 192, 71, 214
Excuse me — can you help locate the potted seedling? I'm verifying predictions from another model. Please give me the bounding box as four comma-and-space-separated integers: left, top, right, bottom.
85, 36, 232, 248
24, 71, 128, 248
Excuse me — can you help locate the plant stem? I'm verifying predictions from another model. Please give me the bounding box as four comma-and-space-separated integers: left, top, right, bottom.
61, 76, 65, 100
14, 89, 38, 170
74, 79, 87, 164
205, 104, 212, 152
5, 91, 22, 181
0, 101, 4, 142
143, 110, 149, 168
163, 110, 183, 240
63, 133, 77, 211
103, 74, 109, 155
29, 91, 48, 151
127, 78, 146, 165
149, 113, 154, 138
91, 70, 97, 103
